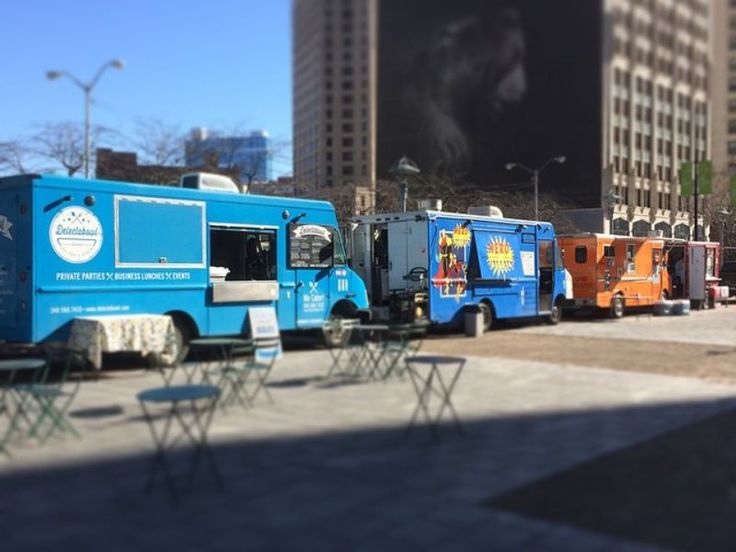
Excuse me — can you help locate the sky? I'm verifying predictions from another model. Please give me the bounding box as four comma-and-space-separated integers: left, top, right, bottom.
0, 0, 292, 176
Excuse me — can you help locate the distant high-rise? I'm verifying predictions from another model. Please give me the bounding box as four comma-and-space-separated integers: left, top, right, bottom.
292, 0, 377, 210
185, 128, 273, 184
293, 0, 713, 236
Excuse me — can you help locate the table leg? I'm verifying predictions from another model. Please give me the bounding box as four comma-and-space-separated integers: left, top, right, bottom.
432, 363, 465, 434
406, 365, 438, 438
141, 401, 179, 499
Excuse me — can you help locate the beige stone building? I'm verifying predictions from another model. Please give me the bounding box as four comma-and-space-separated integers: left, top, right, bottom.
711, 0, 733, 203
602, 0, 710, 239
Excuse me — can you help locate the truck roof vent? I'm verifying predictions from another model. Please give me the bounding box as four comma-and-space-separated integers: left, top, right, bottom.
416, 198, 443, 211
179, 172, 241, 193
468, 205, 503, 218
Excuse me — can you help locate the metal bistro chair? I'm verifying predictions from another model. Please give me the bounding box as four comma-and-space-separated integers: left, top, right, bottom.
248, 336, 280, 404
324, 318, 362, 378
25, 346, 89, 444
0, 358, 47, 455
377, 321, 429, 380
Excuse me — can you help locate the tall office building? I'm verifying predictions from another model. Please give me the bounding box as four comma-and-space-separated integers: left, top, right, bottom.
292, 0, 377, 210
293, 0, 713, 236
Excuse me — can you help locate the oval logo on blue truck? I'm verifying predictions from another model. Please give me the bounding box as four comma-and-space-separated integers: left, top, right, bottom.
49, 206, 103, 263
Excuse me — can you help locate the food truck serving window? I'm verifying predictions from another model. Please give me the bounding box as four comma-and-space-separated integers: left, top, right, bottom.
288, 223, 336, 268
210, 226, 276, 281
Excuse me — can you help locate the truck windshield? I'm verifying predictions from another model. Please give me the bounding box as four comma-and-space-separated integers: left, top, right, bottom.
333, 229, 347, 266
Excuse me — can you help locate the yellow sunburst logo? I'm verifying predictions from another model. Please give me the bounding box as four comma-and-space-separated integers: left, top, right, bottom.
451, 225, 471, 248
486, 237, 514, 276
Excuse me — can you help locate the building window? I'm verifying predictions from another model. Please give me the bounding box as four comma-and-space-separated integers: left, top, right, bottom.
342, 137, 353, 147
342, 151, 353, 161
575, 246, 587, 264
342, 166, 354, 176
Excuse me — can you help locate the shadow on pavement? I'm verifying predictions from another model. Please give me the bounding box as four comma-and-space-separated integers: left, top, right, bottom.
489, 405, 736, 552
1, 398, 735, 550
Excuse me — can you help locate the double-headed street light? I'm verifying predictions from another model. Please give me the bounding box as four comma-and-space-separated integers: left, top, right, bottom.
505, 156, 566, 221
46, 59, 125, 178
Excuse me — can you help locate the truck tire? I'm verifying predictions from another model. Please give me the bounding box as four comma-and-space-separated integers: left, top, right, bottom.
479, 302, 493, 332
323, 313, 352, 348
546, 299, 562, 325
609, 296, 624, 319
148, 317, 190, 368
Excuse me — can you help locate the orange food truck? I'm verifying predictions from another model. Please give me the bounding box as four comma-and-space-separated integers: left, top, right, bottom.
559, 234, 671, 318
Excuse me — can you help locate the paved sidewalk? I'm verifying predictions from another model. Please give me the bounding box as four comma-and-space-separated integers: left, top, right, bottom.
516, 307, 736, 347
1, 350, 734, 550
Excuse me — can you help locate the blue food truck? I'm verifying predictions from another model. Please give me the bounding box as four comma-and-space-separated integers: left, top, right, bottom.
0, 174, 369, 362
351, 209, 571, 330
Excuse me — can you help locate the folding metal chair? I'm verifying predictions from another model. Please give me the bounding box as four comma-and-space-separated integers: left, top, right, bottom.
248, 336, 280, 404
26, 347, 88, 444
324, 318, 362, 378
0, 358, 47, 455
377, 321, 429, 380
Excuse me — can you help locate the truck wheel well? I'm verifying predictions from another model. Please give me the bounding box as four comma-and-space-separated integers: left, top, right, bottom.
330, 300, 358, 318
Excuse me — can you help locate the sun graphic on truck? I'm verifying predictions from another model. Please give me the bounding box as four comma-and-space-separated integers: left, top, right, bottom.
486, 237, 514, 277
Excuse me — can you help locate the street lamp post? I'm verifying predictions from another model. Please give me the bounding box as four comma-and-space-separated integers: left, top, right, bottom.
46, 59, 125, 178
389, 156, 421, 213
719, 208, 731, 250
505, 156, 566, 221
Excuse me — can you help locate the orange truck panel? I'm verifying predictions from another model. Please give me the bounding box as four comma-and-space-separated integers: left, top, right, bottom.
559, 234, 671, 311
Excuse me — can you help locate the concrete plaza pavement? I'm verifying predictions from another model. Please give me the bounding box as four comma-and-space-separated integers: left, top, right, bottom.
1, 333, 736, 550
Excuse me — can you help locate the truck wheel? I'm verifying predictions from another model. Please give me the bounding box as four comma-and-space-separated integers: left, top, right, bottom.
609, 296, 624, 319
546, 300, 562, 325
148, 317, 190, 368
323, 314, 352, 348
479, 302, 493, 332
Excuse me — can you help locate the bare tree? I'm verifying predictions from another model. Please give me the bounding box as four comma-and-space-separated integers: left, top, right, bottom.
0, 140, 35, 175
130, 118, 185, 165
31, 122, 111, 177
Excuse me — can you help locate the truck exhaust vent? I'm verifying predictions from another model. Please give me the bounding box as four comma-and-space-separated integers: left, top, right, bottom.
468, 205, 503, 218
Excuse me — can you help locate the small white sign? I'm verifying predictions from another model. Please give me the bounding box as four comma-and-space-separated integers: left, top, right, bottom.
248, 306, 282, 362
49, 206, 103, 264
292, 224, 332, 241
520, 250, 535, 276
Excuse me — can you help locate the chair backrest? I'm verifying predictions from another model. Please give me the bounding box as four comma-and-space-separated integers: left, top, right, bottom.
253, 337, 281, 366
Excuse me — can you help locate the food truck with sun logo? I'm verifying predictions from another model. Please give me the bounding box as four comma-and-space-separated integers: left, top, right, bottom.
350, 208, 571, 330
